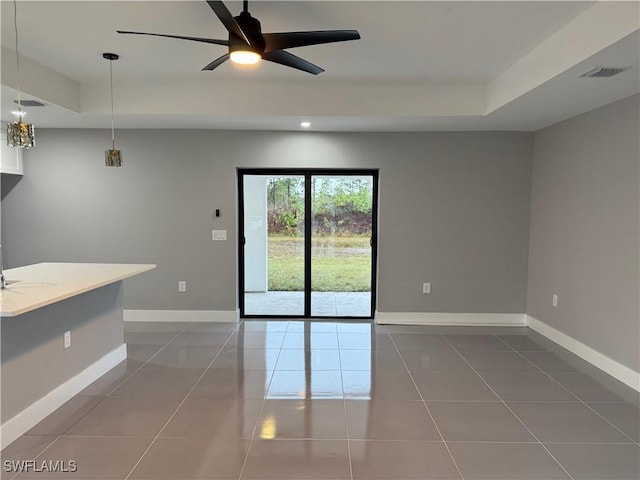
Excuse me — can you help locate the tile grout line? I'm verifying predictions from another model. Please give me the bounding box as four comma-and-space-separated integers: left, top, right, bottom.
19, 432, 635, 446
493, 335, 640, 446
237, 324, 284, 480
122, 321, 243, 480
440, 333, 576, 480
385, 326, 467, 480
337, 327, 355, 480
102, 322, 193, 397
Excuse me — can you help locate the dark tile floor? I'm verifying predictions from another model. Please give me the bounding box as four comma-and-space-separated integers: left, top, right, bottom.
2, 321, 638, 479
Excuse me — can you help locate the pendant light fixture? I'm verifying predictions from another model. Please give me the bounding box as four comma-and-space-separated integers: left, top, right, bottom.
7, 0, 35, 149
103, 52, 122, 167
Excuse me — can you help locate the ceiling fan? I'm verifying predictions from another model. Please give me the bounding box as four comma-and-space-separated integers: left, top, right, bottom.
117, 0, 361, 75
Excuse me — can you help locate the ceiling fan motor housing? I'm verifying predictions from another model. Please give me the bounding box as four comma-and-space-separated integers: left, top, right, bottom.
231, 11, 265, 55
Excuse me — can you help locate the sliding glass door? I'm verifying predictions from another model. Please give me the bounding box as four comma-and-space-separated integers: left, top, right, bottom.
310, 175, 374, 316
242, 174, 305, 316
239, 169, 378, 318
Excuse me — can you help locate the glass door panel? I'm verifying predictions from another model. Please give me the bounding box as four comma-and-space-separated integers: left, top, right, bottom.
243, 175, 305, 316
310, 175, 374, 317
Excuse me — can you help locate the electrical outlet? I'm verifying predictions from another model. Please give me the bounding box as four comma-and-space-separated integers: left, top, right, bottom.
552, 294, 558, 307
64, 331, 71, 349
178, 281, 186, 292
423, 282, 431, 294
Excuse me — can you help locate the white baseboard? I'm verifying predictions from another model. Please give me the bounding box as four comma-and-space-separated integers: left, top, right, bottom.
376, 312, 526, 326
0, 343, 127, 450
124, 309, 239, 323
526, 315, 640, 393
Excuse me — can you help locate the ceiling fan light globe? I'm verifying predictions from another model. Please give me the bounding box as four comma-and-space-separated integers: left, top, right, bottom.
230, 50, 261, 65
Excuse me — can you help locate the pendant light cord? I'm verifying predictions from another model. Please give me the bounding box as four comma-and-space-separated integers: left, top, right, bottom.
109, 59, 115, 149
13, 0, 22, 115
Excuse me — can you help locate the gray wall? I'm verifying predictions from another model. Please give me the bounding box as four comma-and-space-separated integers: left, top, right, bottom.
1, 283, 123, 422
528, 94, 640, 370
1, 130, 533, 314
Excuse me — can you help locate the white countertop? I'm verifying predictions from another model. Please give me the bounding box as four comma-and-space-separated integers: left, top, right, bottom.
1, 263, 156, 317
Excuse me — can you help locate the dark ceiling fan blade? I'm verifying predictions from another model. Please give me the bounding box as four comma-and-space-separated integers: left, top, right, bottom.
262, 50, 324, 75
206, 1, 250, 44
263, 30, 360, 52
201, 53, 230, 71
117, 30, 229, 46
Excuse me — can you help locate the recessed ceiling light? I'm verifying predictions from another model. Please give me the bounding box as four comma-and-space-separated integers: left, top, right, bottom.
300, 121, 311, 128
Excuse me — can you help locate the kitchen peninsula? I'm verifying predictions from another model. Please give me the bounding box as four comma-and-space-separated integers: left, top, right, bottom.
0, 262, 155, 448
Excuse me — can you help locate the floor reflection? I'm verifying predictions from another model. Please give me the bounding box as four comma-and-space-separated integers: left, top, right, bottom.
234, 320, 374, 400
234, 320, 374, 440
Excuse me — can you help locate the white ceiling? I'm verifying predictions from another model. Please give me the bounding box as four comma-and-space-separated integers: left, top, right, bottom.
1, 0, 638, 131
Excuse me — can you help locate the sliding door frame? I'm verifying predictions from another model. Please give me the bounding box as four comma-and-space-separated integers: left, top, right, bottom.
238, 168, 379, 319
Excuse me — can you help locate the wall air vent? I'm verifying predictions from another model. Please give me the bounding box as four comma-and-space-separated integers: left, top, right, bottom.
579, 66, 631, 78
13, 99, 47, 107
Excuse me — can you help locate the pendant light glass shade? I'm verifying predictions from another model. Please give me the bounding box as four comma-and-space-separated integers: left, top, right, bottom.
103, 52, 121, 167
8, 0, 35, 149
105, 148, 122, 167
7, 120, 35, 148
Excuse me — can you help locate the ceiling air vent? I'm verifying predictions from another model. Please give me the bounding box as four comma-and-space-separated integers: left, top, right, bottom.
579, 66, 631, 78
13, 99, 47, 107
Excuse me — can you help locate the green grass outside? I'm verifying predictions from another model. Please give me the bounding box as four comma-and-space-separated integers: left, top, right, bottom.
268, 236, 371, 291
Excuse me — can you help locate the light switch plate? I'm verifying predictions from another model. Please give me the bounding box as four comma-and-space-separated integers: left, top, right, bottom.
211, 230, 227, 240
212, 230, 227, 241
